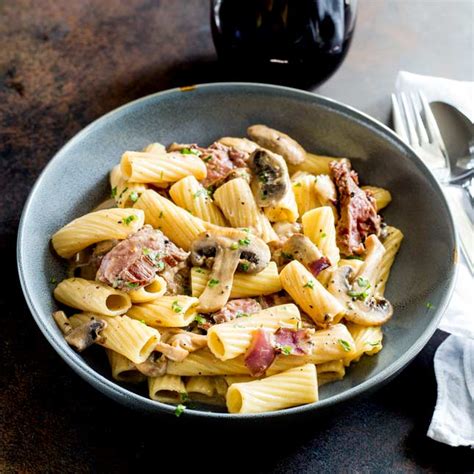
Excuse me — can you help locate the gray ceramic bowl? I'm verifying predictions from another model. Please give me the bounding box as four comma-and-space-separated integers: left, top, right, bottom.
17, 83, 457, 420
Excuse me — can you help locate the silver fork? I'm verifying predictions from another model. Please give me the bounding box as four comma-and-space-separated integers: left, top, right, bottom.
392, 91, 474, 273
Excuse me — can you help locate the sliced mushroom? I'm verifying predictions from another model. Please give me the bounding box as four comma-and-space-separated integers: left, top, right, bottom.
280, 234, 331, 277
218, 137, 259, 154
164, 329, 208, 353
249, 149, 290, 207
135, 352, 168, 377
247, 125, 306, 165
327, 236, 393, 325
191, 229, 271, 312
53, 310, 107, 352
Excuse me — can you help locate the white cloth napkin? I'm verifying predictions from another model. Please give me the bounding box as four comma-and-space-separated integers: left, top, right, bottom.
395, 71, 474, 447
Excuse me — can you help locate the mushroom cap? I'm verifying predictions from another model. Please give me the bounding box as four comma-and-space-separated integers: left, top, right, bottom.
190, 228, 270, 274
249, 149, 290, 207
64, 317, 107, 352
247, 124, 306, 165
328, 266, 393, 326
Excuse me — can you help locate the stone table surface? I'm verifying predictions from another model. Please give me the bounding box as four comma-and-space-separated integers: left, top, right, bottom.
1, 0, 473, 472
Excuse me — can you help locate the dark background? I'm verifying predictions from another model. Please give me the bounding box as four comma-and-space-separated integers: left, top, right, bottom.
1, 1, 473, 472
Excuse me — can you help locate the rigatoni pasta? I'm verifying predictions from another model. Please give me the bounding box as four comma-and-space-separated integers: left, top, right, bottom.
51, 124, 401, 415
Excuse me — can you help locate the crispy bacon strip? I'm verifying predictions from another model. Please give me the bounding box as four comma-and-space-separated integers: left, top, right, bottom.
274, 328, 314, 355
244, 329, 276, 377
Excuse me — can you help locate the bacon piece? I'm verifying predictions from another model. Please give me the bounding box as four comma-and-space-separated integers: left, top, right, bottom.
330, 161, 381, 255
274, 328, 314, 355
96, 225, 188, 291
244, 329, 276, 377
307, 256, 331, 277
212, 298, 262, 324
258, 292, 293, 309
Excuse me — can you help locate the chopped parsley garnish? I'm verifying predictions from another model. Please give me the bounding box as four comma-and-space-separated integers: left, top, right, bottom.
367, 340, 381, 347
179, 392, 189, 403
142, 247, 151, 256
208, 278, 220, 288
338, 339, 351, 352
280, 345, 293, 355
121, 214, 137, 225
236, 312, 250, 318
258, 172, 268, 183
174, 404, 186, 417
159, 211, 164, 218
294, 182, 302, 187
181, 148, 200, 156
320, 232, 327, 238
50, 277, 57, 284
241, 263, 249, 272
111, 186, 117, 198
172, 300, 183, 313
203, 155, 213, 162
126, 282, 140, 289
194, 314, 207, 324
129, 191, 139, 203
347, 289, 370, 300
238, 238, 251, 247
195, 268, 205, 274
356, 277, 370, 288
155, 260, 165, 271
230, 242, 239, 250
314, 177, 318, 184
344, 255, 363, 261
281, 252, 293, 261
139, 319, 147, 325
241, 228, 250, 233
426, 302, 435, 309
303, 280, 315, 289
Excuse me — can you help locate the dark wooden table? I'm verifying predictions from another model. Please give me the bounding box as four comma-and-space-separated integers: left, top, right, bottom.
1, 1, 473, 472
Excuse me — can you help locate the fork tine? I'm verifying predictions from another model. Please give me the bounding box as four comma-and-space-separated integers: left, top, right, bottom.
391, 94, 409, 143
409, 93, 430, 145
400, 92, 419, 147
419, 91, 448, 157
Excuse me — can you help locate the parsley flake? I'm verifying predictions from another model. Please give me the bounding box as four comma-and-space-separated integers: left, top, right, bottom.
356, 277, 370, 288
122, 214, 137, 225
294, 182, 302, 187
230, 242, 239, 250
236, 312, 250, 318
426, 302, 435, 309
174, 404, 186, 417
320, 232, 327, 238
142, 247, 151, 256
172, 300, 183, 313
338, 339, 351, 352
181, 148, 200, 156
238, 238, 251, 247
303, 280, 315, 289
111, 186, 118, 198
195, 268, 205, 274
203, 155, 213, 162
367, 340, 381, 347
159, 211, 164, 218
179, 392, 189, 403
280, 345, 293, 356
129, 191, 139, 203
50, 277, 57, 284
126, 282, 140, 289
240, 263, 250, 272
194, 314, 207, 325
208, 278, 220, 288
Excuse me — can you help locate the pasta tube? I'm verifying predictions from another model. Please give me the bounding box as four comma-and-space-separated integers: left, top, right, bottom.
128, 275, 167, 303
167, 324, 355, 376
52, 208, 145, 258
69, 313, 160, 364
289, 153, 349, 175
54, 278, 131, 316
213, 178, 277, 242
120, 151, 207, 184
106, 349, 145, 383
279, 260, 345, 326
226, 364, 318, 414
343, 323, 383, 366
302, 207, 340, 265
134, 189, 215, 250
316, 360, 345, 386
169, 176, 227, 226
207, 304, 301, 360
110, 165, 147, 208
127, 296, 199, 328
376, 226, 404, 295
292, 173, 319, 216
264, 187, 299, 223
191, 261, 282, 298
148, 375, 186, 403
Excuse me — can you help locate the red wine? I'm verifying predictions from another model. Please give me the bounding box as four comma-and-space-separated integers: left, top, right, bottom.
211, 0, 357, 88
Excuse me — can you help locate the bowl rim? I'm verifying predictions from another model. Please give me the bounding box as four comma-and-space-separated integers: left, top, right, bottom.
17, 82, 458, 419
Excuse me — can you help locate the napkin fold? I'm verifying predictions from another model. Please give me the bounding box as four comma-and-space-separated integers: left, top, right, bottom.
395, 71, 474, 448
